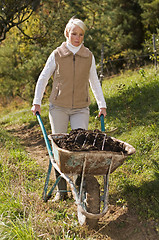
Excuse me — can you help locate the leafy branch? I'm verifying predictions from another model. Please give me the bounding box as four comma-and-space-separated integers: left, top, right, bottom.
0, 0, 41, 42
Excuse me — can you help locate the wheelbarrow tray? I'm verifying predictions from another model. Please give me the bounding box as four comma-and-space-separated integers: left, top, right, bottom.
49, 134, 136, 175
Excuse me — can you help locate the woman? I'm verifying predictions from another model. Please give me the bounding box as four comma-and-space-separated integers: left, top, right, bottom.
31, 17, 107, 201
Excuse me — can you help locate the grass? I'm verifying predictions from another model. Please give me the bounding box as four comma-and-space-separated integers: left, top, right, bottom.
0, 127, 84, 239
0, 65, 159, 238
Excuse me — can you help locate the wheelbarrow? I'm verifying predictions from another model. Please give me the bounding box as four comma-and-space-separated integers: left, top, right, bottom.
36, 112, 136, 228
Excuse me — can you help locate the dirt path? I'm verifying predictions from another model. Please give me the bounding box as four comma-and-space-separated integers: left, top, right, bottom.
7, 124, 159, 240
7, 124, 49, 171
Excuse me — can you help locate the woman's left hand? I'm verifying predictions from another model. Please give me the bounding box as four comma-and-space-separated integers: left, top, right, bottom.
98, 108, 107, 117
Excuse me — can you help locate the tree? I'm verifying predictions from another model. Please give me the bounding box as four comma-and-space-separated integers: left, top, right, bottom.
64, 0, 108, 60
105, 0, 144, 54
0, 0, 40, 42
140, 0, 159, 34
2, 0, 157, 105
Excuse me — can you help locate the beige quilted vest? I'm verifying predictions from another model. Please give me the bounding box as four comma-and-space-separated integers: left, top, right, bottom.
49, 42, 92, 108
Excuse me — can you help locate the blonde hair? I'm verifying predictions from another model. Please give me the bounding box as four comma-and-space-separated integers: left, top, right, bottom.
64, 17, 87, 39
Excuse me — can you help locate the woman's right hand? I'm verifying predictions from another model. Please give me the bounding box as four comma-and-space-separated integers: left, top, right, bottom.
31, 104, 41, 115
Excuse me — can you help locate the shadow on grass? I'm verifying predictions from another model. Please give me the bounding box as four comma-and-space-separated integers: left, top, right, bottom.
122, 174, 159, 220
89, 78, 159, 239
97, 161, 159, 240
90, 79, 159, 130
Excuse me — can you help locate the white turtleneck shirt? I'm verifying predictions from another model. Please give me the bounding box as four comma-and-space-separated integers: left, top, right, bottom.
33, 41, 106, 109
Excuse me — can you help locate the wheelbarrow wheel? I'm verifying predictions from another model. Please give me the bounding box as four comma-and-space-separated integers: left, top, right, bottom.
78, 175, 100, 229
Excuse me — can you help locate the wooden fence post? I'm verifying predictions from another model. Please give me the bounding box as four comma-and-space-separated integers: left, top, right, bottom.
152, 34, 157, 70
100, 43, 104, 85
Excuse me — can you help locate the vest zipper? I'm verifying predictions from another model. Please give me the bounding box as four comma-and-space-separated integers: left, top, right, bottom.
72, 54, 75, 108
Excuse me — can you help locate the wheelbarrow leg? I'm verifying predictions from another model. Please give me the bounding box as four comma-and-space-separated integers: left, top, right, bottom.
44, 174, 62, 202
42, 158, 63, 202
42, 159, 52, 201
36, 112, 64, 202
54, 169, 68, 201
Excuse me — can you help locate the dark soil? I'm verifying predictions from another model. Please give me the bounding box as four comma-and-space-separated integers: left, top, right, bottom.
53, 128, 127, 153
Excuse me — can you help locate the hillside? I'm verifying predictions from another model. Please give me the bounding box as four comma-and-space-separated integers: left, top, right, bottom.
0, 66, 159, 239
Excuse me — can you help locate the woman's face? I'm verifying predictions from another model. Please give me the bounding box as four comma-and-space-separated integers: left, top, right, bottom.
67, 25, 84, 47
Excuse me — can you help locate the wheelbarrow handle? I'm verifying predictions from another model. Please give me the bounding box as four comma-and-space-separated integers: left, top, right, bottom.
100, 114, 105, 132
35, 111, 53, 159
